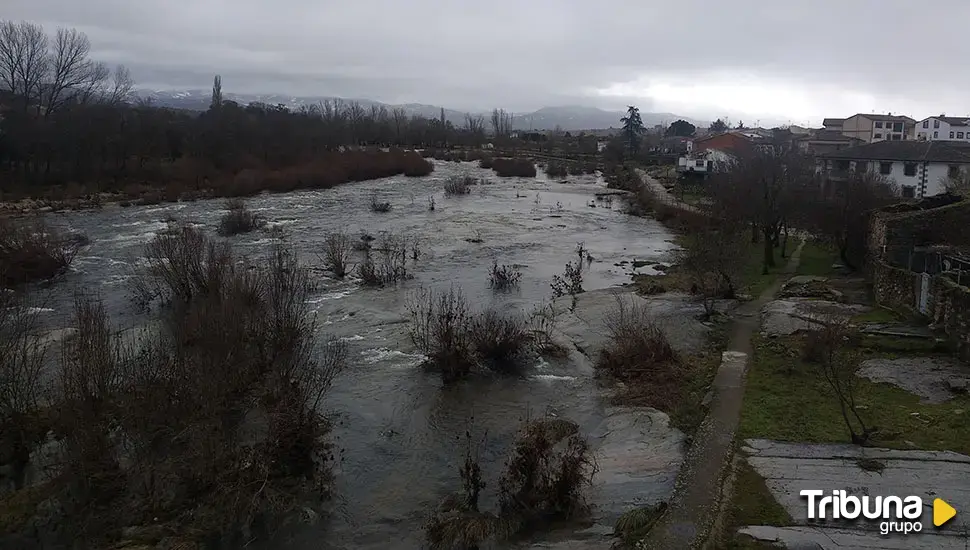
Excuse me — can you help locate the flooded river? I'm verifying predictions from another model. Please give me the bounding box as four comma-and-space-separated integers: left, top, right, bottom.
36, 161, 680, 549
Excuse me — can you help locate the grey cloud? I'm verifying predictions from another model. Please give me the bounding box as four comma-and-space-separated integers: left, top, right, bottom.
5, 0, 970, 119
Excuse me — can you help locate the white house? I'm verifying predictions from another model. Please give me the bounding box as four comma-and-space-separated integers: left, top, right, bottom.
839, 113, 916, 143
915, 116, 970, 141
817, 140, 970, 199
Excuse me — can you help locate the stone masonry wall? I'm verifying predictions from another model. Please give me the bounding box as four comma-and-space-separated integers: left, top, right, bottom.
872, 260, 920, 314
931, 277, 970, 362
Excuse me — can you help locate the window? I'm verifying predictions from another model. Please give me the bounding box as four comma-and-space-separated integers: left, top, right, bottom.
934, 120, 941, 128
902, 186, 916, 198
893, 122, 904, 132
874, 133, 882, 139
934, 131, 939, 138
949, 165, 962, 178
695, 159, 705, 167
880, 162, 893, 174
959, 132, 965, 139
875, 121, 883, 128
854, 161, 868, 173
923, 120, 929, 128
904, 162, 917, 176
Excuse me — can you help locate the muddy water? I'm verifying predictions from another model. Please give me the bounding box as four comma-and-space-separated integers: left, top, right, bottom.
36, 161, 678, 549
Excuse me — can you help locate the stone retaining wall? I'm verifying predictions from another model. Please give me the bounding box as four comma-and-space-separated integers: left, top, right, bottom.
931, 276, 970, 361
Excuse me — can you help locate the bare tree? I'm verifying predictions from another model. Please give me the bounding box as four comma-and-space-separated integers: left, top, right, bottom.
0, 20, 50, 112
676, 221, 747, 316
807, 317, 873, 445
942, 168, 970, 198
813, 171, 898, 270
490, 108, 513, 138
392, 107, 408, 144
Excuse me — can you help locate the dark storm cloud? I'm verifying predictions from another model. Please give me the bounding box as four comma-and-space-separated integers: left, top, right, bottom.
6, 0, 970, 119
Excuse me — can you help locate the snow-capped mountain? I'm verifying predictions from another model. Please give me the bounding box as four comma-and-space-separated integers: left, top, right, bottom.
134, 89, 706, 131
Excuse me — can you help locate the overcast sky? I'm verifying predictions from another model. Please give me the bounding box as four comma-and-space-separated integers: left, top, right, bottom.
6, 0, 970, 126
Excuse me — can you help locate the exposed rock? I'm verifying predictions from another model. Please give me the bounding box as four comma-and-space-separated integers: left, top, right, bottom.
122, 524, 169, 543
947, 377, 969, 393
857, 357, 970, 403
740, 439, 970, 548
760, 299, 868, 336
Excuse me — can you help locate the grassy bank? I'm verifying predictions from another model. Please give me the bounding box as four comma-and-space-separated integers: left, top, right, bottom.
739, 334, 970, 454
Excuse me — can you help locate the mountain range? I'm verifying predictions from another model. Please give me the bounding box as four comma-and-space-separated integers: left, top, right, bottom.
134, 89, 708, 132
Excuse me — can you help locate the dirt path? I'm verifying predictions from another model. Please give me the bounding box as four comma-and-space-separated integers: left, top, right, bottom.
641, 239, 805, 550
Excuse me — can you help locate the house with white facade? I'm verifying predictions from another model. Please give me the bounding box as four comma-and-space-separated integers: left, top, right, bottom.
839, 113, 916, 143
915, 116, 970, 141
817, 140, 970, 199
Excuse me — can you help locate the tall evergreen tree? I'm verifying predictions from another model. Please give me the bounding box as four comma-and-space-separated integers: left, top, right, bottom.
620, 105, 645, 157
211, 75, 223, 109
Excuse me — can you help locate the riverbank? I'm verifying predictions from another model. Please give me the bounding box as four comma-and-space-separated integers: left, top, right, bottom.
0, 149, 434, 216
715, 244, 970, 549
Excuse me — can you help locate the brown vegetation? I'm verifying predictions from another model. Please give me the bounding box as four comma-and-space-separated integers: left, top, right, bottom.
426, 418, 594, 549
407, 287, 558, 381
0, 218, 86, 285
0, 22, 476, 209
491, 158, 537, 178
675, 220, 747, 316
596, 296, 684, 413
1, 226, 347, 548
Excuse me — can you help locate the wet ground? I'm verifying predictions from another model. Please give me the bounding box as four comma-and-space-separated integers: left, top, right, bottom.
29, 161, 686, 549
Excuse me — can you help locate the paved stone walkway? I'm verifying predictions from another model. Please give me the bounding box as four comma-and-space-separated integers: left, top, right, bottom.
635, 169, 703, 215
641, 239, 805, 549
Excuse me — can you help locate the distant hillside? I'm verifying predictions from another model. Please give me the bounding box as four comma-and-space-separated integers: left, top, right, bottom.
134, 90, 707, 132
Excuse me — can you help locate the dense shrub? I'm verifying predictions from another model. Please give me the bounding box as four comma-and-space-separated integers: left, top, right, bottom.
217, 198, 266, 236
0, 218, 86, 285
597, 296, 683, 412
443, 175, 475, 195
37, 231, 347, 547
403, 154, 435, 177
469, 309, 534, 373
407, 287, 477, 382
491, 158, 537, 178
544, 162, 568, 179
426, 418, 594, 548
479, 156, 494, 169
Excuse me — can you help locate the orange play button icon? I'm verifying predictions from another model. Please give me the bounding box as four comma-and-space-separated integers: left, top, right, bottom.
934, 498, 957, 527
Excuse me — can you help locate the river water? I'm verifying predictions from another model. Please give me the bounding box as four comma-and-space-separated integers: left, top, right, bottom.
35, 161, 678, 549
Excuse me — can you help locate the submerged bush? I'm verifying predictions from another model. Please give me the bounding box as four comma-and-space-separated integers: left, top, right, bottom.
369, 194, 392, 213
407, 286, 477, 383
491, 158, 537, 178
0, 218, 85, 285
403, 154, 435, 177
356, 232, 417, 286
488, 261, 522, 291
427, 418, 594, 548
469, 309, 533, 374
443, 175, 475, 196
44, 232, 347, 547
322, 232, 354, 278
217, 198, 266, 236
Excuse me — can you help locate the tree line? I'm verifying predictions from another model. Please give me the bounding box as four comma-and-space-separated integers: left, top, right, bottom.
0, 20, 498, 197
